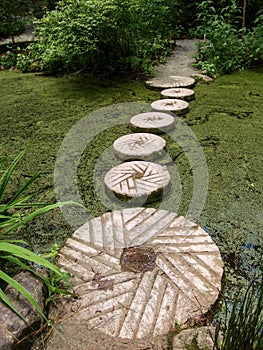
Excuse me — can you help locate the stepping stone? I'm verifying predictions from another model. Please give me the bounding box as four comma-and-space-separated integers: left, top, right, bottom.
55, 208, 223, 344
146, 75, 195, 90
113, 133, 166, 160
104, 161, 170, 203
161, 87, 195, 101
151, 99, 189, 115
130, 112, 174, 134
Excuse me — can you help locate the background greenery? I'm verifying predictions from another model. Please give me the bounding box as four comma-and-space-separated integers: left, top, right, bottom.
0, 0, 262, 76
0, 0, 262, 346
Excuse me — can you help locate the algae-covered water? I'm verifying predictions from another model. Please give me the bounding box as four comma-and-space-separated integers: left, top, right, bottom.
0, 68, 262, 298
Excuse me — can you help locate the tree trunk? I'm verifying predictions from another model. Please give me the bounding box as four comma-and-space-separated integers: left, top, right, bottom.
242, 0, 247, 29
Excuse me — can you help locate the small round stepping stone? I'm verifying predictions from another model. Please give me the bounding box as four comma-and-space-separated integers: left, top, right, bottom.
151, 99, 189, 115
161, 87, 195, 101
113, 133, 166, 160
104, 161, 170, 203
130, 112, 174, 134
146, 75, 195, 90
56, 208, 223, 344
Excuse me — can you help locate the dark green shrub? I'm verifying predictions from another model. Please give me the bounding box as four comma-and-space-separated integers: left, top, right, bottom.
25, 0, 182, 75
194, 0, 263, 77
0, 50, 17, 69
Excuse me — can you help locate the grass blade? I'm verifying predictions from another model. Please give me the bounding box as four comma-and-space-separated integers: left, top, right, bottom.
0, 148, 28, 202
0, 287, 27, 323
0, 242, 62, 276
4, 201, 81, 234
8, 171, 41, 205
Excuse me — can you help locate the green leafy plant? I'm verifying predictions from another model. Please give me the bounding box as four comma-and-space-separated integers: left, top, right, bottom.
0, 144, 75, 322
213, 271, 263, 349
0, 50, 17, 70
23, 0, 183, 75
194, 0, 263, 77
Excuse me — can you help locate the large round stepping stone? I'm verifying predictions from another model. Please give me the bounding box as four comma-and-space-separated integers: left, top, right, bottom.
161, 87, 195, 101
146, 75, 195, 90
57, 208, 223, 343
130, 112, 174, 134
113, 133, 166, 160
104, 161, 170, 203
151, 99, 189, 115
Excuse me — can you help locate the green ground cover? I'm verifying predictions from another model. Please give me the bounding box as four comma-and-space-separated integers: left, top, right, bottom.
0, 68, 262, 301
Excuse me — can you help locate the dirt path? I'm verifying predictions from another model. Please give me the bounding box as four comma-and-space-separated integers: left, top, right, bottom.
150, 39, 211, 84
155, 39, 199, 77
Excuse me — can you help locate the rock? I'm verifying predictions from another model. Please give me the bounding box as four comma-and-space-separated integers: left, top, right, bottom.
46, 208, 223, 349
130, 112, 174, 134
104, 161, 171, 203
173, 326, 220, 349
191, 73, 213, 83
113, 133, 166, 161
146, 76, 195, 90
160, 88, 195, 101
151, 99, 189, 115
0, 272, 44, 350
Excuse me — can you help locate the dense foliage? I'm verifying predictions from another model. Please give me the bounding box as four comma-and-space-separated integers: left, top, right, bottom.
0, 0, 29, 38
19, 0, 187, 74
194, 0, 263, 77
0, 0, 59, 39
0, 0, 262, 76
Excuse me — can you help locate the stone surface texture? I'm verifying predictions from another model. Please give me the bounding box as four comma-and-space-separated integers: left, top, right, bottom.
151, 99, 189, 115
173, 326, 220, 349
130, 112, 174, 134
49, 208, 223, 348
0, 272, 44, 350
146, 75, 195, 90
161, 88, 195, 101
104, 161, 171, 203
113, 133, 166, 160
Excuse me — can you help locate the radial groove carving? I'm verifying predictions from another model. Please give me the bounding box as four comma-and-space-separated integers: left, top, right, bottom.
58, 208, 224, 340
113, 133, 166, 160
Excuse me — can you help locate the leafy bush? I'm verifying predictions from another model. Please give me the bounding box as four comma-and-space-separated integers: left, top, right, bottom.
25, 0, 182, 74
194, 0, 263, 77
0, 50, 17, 70
0, 144, 74, 321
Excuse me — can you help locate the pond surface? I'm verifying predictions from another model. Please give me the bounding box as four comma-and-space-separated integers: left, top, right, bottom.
0, 68, 262, 298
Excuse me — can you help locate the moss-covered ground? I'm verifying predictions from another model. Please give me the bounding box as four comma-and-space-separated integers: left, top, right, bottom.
0, 68, 262, 298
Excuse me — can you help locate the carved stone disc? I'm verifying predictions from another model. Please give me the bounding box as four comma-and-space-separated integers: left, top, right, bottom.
130, 112, 174, 134
161, 87, 195, 101
104, 161, 171, 203
146, 75, 195, 90
57, 208, 224, 342
113, 133, 166, 160
151, 99, 189, 115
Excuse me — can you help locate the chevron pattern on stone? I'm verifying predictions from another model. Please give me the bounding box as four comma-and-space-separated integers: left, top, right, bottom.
104, 161, 171, 203
58, 208, 223, 340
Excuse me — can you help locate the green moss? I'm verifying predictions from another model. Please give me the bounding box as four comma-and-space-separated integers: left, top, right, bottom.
0, 68, 262, 297
0, 71, 159, 249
